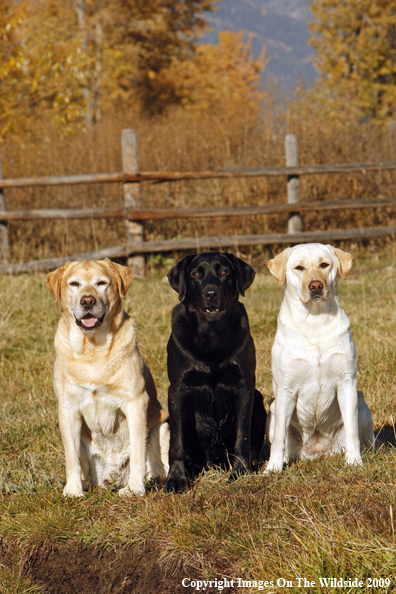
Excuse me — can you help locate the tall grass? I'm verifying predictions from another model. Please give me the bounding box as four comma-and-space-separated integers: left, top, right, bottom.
1, 247, 396, 591
2, 100, 396, 264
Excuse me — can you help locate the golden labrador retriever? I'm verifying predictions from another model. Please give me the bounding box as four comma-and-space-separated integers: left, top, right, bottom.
47, 258, 169, 497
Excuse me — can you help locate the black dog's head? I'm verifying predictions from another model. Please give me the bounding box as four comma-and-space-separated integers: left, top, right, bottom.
168, 252, 256, 321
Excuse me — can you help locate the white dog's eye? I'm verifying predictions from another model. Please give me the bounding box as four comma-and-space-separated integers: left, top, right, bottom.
320, 262, 330, 269
69, 281, 79, 287
294, 265, 304, 271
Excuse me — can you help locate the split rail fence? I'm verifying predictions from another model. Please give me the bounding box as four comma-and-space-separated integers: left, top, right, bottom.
1, 129, 396, 275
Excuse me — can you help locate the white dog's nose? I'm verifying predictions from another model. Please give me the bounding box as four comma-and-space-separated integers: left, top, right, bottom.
309, 280, 323, 294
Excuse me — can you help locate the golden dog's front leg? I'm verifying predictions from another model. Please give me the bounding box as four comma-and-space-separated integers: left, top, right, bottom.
119, 397, 148, 496
58, 402, 84, 497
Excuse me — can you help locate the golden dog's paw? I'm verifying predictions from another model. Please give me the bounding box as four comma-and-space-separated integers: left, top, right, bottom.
63, 483, 84, 497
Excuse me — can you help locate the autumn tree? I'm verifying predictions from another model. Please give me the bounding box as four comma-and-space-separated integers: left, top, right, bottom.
166, 31, 268, 112
309, 0, 396, 121
1, 0, 268, 133
0, 0, 29, 138
0, 0, 94, 137
104, 0, 218, 115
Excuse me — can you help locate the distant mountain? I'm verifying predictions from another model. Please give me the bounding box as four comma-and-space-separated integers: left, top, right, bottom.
201, 0, 318, 90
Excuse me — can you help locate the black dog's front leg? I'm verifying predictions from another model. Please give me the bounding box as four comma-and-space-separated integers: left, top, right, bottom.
229, 384, 255, 481
164, 385, 189, 493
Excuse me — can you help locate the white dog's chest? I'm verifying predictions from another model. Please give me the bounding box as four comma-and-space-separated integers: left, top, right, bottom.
280, 348, 348, 430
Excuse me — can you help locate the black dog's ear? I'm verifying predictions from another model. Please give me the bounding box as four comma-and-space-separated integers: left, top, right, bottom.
167, 255, 196, 301
224, 253, 256, 297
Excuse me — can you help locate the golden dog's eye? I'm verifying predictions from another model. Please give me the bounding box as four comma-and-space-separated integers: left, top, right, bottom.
320, 262, 330, 269
97, 280, 107, 286
69, 281, 79, 287
294, 265, 304, 271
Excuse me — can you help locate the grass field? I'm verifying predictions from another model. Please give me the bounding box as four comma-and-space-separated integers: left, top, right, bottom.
1, 247, 396, 593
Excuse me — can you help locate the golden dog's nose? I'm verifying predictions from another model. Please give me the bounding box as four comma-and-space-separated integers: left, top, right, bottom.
80, 295, 96, 309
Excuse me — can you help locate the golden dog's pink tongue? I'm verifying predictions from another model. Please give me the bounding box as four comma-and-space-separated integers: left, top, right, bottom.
82, 317, 97, 328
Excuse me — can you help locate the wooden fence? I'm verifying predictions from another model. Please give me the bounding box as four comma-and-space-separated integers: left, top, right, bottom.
1, 129, 396, 275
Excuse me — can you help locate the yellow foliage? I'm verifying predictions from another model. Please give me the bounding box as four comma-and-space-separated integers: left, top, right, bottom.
0, 0, 267, 136
163, 31, 268, 113
0, 0, 29, 138
309, 0, 396, 121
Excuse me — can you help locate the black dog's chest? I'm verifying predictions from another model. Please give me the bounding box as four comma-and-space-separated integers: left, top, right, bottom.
184, 363, 241, 391
183, 364, 241, 418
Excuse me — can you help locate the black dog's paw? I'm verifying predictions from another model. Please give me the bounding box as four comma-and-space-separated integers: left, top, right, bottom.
164, 474, 190, 493
228, 459, 250, 482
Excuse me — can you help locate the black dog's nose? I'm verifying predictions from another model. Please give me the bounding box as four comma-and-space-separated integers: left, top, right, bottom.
80, 295, 96, 309
205, 288, 218, 300
309, 280, 323, 294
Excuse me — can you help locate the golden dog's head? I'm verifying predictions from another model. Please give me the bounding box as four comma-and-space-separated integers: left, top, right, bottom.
267, 243, 352, 304
46, 259, 132, 333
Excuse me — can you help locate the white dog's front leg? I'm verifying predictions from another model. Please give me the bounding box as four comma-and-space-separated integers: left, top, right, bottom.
337, 380, 362, 466
58, 403, 84, 497
119, 398, 148, 496
264, 388, 298, 474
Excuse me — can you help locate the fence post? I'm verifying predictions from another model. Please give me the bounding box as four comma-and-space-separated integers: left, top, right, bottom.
121, 129, 145, 277
387, 121, 396, 160
0, 147, 10, 263
285, 134, 302, 234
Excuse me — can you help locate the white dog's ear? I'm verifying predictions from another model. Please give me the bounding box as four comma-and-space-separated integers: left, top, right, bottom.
46, 262, 70, 303
267, 248, 292, 285
326, 246, 353, 279
105, 259, 132, 298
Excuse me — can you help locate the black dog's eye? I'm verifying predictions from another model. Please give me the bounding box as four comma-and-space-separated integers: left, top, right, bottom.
320, 262, 330, 269
69, 281, 79, 287
220, 269, 228, 276
294, 265, 304, 271
192, 271, 201, 278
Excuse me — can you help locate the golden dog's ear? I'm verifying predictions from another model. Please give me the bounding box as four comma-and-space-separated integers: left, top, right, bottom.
105, 259, 132, 298
268, 248, 292, 285
46, 262, 70, 303
326, 245, 353, 279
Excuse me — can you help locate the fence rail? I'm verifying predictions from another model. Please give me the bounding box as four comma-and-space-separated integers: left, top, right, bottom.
1, 197, 396, 222
1, 161, 396, 189
1, 128, 396, 275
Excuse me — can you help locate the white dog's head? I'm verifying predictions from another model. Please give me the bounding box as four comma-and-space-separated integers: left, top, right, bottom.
267, 243, 352, 304
46, 258, 132, 334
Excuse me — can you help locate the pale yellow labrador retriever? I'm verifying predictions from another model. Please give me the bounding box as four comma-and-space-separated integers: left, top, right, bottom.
265, 243, 374, 473
47, 259, 169, 497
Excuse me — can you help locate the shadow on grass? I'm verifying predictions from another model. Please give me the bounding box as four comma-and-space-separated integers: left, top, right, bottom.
375, 423, 396, 449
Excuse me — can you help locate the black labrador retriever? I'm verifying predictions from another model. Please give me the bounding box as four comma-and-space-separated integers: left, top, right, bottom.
164, 252, 266, 492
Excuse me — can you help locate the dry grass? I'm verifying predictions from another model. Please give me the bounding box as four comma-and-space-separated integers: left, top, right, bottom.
2, 102, 396, 265
1, 246, 396, 592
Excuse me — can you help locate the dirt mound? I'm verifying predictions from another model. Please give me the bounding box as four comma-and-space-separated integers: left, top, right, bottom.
27, 541, 198, 594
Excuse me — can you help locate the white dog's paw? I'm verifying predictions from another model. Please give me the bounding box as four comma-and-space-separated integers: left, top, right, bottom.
263, 460, 283, 475
118, 482, 146, 497
63, 483, 84, 497
345, 453, 362, 466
